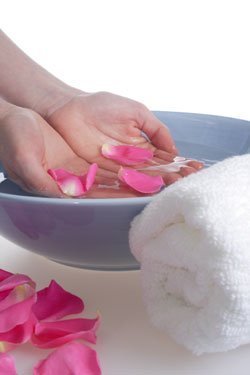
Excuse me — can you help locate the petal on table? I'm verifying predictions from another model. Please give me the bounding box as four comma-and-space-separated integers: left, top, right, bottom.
0, 353, 17, 375
0, 274, 35, 293
32, 316, 100, 348
0, 312, 37, 345
33, 341, 101, 375
0, 290, 11, 303
0, 342, 15, 354
48, 164, 98, 197
0, 284, 36, 332
32, 280, 84, 321
118, 167, 165, 194
0, 270, 13, 283
102, 144, 154, 165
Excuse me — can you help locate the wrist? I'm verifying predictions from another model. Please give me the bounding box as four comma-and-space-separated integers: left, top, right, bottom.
31, 82, 85, 119
0, 31, 86, 119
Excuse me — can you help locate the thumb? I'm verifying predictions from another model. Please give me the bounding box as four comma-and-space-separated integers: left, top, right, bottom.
138, 110, 178, 154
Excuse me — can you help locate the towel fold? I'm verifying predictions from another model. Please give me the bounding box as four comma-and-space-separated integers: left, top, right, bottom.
129, 154, 250, 354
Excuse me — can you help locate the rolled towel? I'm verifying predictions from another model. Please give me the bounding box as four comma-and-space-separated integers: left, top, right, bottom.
129, 154, 250, 354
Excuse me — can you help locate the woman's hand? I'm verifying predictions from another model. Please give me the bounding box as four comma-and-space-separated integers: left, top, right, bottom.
46, 91, 202, 184
0, 105, 62, 196
0, 104, 142, 198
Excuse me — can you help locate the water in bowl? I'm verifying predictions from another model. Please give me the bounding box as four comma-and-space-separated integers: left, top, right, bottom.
175, 140, 235, 167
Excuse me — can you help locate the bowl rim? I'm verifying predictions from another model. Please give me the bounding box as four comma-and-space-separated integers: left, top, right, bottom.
0, 187, 153, 206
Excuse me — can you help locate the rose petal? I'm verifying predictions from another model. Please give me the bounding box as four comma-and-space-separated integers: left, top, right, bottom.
0, 290, 11, 303
0, 277, 36, 332
83, 163, 98, 191
102, 144, 154, 165
33, 341, 101, 375
0, 341, 15, 353
0, 312, 37, 345
118, 167, 165, 193
48, 164, 98, 197
48, 169, 85, 197
0, 270, 14, 303
0, 270, 13, 283
0, 274, 35, 293
31, 316, 100, 348
47, 169, 73, 180
32, 280, 84, 321
0, 353, 17, 375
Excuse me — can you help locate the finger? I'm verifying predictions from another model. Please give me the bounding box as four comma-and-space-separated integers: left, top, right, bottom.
14, 159, 63, 197
178, 166, 197, 177
162, 172, 182, 185
154, 149, 176, 162
96, 167, 118, 179
138, 110, 178, 154
100, 122, 145, 145
152, 156, 174, 165
139, 166, 182, 186
95, 175, 119, 186
187, 160, 204, 170
56, 155, 118, 180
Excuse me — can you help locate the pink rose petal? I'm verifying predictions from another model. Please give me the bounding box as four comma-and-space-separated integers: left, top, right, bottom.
48, 169, 85, 197
0, 270, 13, 283
0, 290, 11, 303
0, 313, 37, 345
83, 163, 98, 191
102, 144, 154, 165
0, 276, 36, 333
33, 341, 101, 375
0, 271, 102, 374
118, 167, 165, 194
32, 280, 84, 321
32, 316, 100, 348
48, 164, 98, 197
0, 341, 15, 353
47, 169, 72, 180
0, 270, 15, 303
0, 274, 35, 293
0, 353, 17, 375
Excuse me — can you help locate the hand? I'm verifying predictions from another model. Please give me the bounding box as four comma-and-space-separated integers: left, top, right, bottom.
0, 104, 141, 198
46, 91, 202, 184
0, 33, 202, 188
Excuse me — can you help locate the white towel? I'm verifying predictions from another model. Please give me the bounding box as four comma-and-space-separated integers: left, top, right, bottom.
129, 154, 250, 354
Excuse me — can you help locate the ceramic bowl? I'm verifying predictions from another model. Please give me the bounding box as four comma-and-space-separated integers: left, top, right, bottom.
0, 112, 250, 270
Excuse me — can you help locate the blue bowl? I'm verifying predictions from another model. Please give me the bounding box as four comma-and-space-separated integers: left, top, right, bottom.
0, 112, 250, 270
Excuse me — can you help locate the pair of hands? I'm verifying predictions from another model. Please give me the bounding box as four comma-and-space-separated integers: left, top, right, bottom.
0, 91, 201, 198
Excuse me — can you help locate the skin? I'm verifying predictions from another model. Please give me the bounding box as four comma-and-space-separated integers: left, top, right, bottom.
0, 103, 136, 198
0, 31, 203, 197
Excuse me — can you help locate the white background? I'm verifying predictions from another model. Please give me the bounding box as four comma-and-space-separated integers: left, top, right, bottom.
1, 0, 250, 120
1, 1, 250, 375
